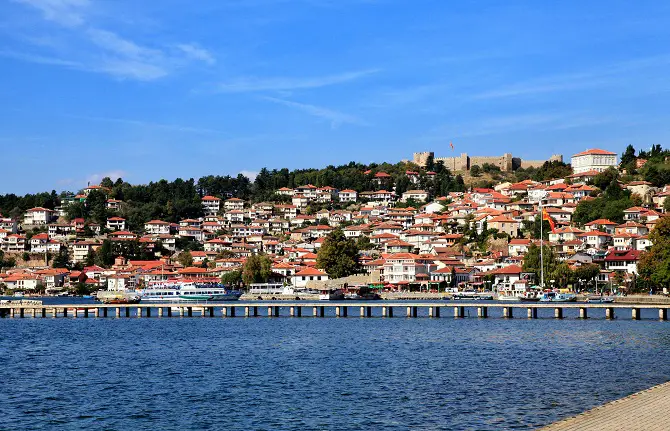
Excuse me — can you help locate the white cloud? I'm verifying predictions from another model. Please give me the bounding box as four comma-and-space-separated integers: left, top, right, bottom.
217, 69, 379, 93
15, 0, 90, 27
239, 170, 258, 181
176, 43, 216, 65
262, 96, 368, 128
9, 1, 216, 81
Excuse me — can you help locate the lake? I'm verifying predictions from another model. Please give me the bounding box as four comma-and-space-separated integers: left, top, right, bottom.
1, 313, 669, 430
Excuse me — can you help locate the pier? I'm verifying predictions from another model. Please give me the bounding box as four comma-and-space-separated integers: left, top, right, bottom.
538, 380, 670, 430
2, 302, 670, 320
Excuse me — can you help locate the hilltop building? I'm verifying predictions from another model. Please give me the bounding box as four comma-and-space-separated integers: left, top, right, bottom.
412, 151, 562, 172
571, 149, 617, 174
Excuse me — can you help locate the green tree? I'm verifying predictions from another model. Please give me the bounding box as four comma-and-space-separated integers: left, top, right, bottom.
316, 229, 360, 278
177, 251, 193, 267
592, 167, 619, 190
52, 247, 71, 269
470, 165, 482, 177
242, 254, 272, 285
95, 240, 115, 267
575, 264, 600, 290
620, 144, 637, 168
663, 196, 670, 212
522, 243, 557, 285
84, 249, 96, 267
638, 216, 670, 291
221, 270, 243, 286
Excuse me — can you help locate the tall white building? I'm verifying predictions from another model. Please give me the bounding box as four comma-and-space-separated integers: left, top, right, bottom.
571, 149, 617, 174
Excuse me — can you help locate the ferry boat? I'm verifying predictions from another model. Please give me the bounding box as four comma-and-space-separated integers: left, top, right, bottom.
539, 291, 577, 302
137, 282, 242, 302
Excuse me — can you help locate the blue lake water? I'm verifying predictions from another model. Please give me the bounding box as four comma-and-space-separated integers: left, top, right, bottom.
1, 311, 669, 430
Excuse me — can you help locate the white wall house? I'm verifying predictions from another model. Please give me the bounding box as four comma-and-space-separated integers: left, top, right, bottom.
571, 149, 617, 174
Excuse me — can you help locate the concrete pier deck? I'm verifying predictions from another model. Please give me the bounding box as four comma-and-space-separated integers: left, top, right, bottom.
538, 380, 670, 430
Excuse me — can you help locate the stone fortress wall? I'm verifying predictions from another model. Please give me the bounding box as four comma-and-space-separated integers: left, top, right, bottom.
412, 151, 562, 172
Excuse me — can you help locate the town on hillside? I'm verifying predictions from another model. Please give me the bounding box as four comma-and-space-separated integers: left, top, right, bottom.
0, 144, 669, 297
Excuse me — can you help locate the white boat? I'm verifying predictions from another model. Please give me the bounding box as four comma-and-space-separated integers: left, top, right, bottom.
319, 288, 345, 300
498, 294, 521, 301
137, 282, 242, 302
539, 292, 577, 302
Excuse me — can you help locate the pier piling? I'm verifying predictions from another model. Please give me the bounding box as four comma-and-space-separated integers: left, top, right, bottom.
158, 307, 163, 318
579, 307, 588, 319
632, 308, 640, 320
503, 307, 513, 318
477, 307, 488, 318
660, 308, 667, 321
606, 307, 614, 320
554, 308, 563, 319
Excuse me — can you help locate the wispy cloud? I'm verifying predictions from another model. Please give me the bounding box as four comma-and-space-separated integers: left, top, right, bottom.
217, 69, 379, 93
63, 114, 230, 135
473, 54, 670, 100
176, 43, 216, 65
262, 96, 368, 128
418, 111, 617, 143
14, 0, 90, 27
9, 0, 216, 80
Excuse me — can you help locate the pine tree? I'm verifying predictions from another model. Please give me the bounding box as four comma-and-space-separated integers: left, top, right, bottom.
316, 229, 360, 279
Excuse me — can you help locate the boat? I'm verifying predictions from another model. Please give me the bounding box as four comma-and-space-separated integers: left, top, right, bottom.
539, 291, 577, 302
451, 290, 479, 300
137, 282, 242, 302
498, 294, 521, 301
319, 288, 345, 300
519, 290, 542, 302
344, 286, 381, 300
97, 290, 141, 304
586, 295, 615, 303
12, 291, 25, 298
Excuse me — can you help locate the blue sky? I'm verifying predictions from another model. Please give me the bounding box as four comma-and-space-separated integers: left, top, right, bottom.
2, 0, 670, 194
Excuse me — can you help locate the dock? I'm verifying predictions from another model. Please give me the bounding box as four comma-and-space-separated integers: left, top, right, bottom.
1, 302, 669, 320
538, 380, 670, 430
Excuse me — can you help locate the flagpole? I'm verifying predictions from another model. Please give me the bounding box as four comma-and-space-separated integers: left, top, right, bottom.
539, 198, 544, 288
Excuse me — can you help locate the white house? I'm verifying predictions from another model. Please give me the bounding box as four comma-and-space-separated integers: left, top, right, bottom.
23, 207, 55, 225
201, 196, 221, 215
571, 149, 617, 174
338, 189, 358, 203
145, 220, 170, 235
401, 190, 429, 203
291, 267, 329, 288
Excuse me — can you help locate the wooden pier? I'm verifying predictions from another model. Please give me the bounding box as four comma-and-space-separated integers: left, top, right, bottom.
1, 302, 670, 320
538, 380, 670, 430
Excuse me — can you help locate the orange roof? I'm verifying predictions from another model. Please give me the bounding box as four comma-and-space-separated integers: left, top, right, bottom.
573, 148, 617, 157
294, 267, 327, 276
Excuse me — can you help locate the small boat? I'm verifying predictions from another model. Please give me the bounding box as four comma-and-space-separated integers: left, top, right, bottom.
498, 294, 521, 301
539, 292, 577, 302
475, 294, 494, 300
97, 290, 141, 304
586, 295, 615, 303
319, 288, 345, 300
519, 291, 541, 302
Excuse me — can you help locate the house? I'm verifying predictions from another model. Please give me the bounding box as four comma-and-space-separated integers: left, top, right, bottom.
106, 199, 122, 210
23, 207, 55, 225
71, 240, 97, 262
623, 207, 647, 221
604, 249, 641, 274
579, 231, 612, 250
224, 198, 245, 211
108, 231, 137, 241
487, 216, 520, 237
401, 190, 429, 203
106, 217, 126, 231
571, 149, 617, 174
291, 267, 329, 288
382, 253, 437, 286
201, 196, 221, 215
584, 219, 617, 234
488, 264, 523, 286
338, 189, 358, 203
145, 220, 171, 235
508, 239, 533, 256
1, 234, 26, 253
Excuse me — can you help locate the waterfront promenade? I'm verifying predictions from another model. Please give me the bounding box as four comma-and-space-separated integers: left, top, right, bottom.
538, 380, 670, 430
2, 301, 670, 320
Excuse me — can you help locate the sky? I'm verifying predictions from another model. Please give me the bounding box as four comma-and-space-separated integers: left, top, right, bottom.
1, 0, 670, 194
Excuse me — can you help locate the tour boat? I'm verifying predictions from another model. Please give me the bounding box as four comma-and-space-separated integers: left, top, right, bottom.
539, 292, 577, 302
137, 282, 242, 302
